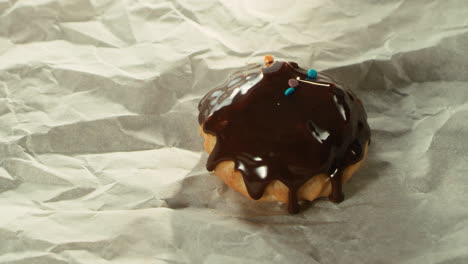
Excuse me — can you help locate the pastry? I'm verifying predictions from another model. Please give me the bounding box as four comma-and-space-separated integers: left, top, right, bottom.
198, 55, 371, 213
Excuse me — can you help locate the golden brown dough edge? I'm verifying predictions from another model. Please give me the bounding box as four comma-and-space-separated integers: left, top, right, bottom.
199, 126, 369, 204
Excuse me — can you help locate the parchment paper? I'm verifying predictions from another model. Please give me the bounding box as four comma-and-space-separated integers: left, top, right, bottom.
1, 0, 467, 263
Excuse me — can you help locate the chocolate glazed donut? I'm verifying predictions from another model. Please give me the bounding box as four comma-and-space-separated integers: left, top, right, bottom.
198, 58, 371, 214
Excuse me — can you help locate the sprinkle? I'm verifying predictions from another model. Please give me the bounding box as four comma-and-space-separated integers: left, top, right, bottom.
284, 87, 296, 96
264, 54, 274, 67
307, 69, 318, 79
297, 78, 330, 87
288, 79, 299, 87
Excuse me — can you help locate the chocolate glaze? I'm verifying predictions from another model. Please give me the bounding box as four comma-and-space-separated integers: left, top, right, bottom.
198, 61, 371, 214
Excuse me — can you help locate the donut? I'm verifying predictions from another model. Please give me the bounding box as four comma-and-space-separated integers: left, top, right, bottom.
198, 55, 371, 213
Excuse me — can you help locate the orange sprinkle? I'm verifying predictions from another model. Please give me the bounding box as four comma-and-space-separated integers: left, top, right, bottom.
264, 54, 274, 67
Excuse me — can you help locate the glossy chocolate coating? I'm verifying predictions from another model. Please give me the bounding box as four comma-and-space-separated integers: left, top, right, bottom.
198, 61, 371, 213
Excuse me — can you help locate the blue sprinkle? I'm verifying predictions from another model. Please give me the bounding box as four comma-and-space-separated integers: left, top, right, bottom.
284, 87, 296, 96
307, 69, 318, 79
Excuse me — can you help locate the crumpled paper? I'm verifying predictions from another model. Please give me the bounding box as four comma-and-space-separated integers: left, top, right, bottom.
1, 0, 467, 263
